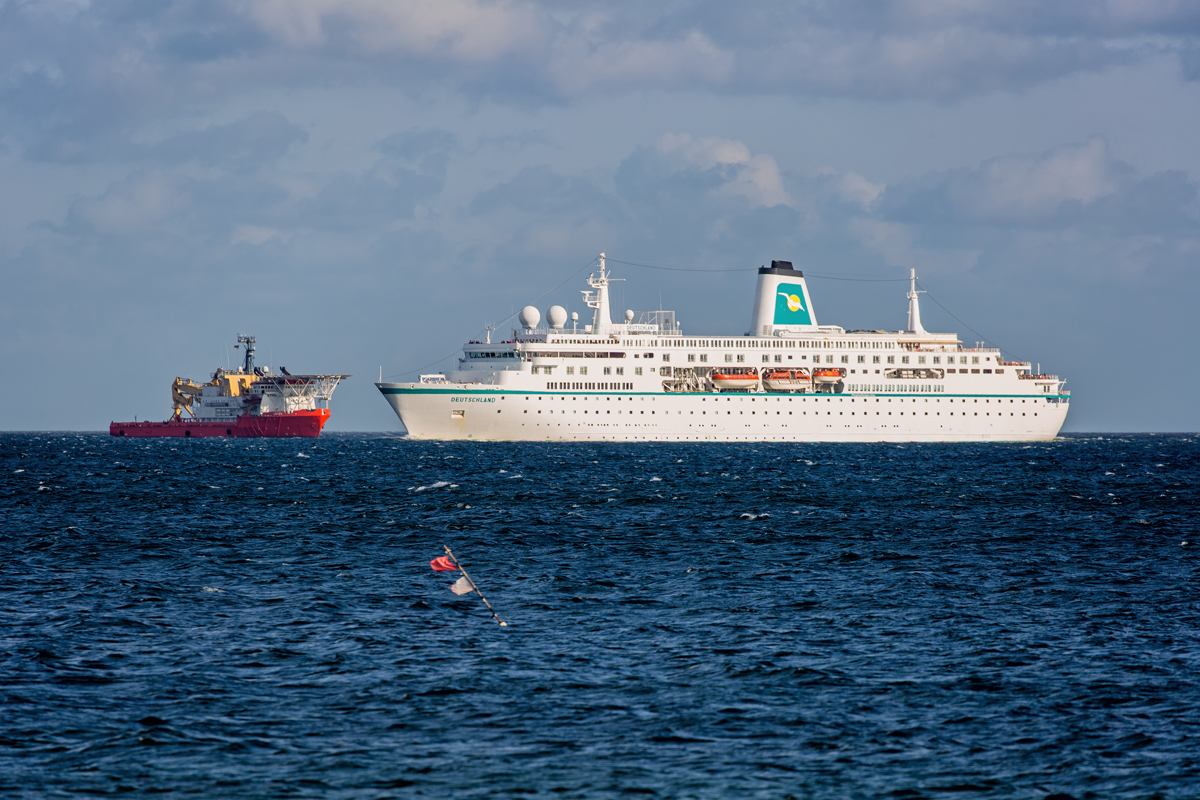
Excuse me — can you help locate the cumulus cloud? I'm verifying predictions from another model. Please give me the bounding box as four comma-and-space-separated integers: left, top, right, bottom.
241, 0, 545, 60
855, 138, 1200, 279
847, 218, 982, 274
879, 139, 1134, 224
547, 28, 733, 95
219, 0, 1200, 100
652, 133, 790, 208
232, 224, 291, 246
150, 112, 307, 168
67, 172, 189, 235
823, 169, 885, 210
953, 138, 1118, 219
377, 128, 458, 175
0, 0, 1196, 148
470, 164, 614, 217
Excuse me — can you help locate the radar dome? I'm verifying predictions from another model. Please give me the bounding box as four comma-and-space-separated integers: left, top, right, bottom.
547, 305, 568, 330
518, 305, 540, 329
624, 309, 635, 322
571, 312, 579, 321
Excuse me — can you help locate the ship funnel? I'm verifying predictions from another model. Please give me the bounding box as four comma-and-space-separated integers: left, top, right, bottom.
748, 260, 818, 336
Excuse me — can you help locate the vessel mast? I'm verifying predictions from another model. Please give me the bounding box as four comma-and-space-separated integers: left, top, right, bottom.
238, 334, 256, 372
582, 252, 621, 336
906, 270, 927, 336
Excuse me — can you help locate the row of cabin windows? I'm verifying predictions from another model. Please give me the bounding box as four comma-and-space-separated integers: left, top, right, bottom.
547, 382, 633, 390
533, 366, 654, 376
480, 349, 987, 365
535, 364, 1004, 379
544, 338, 999, 358
530, 353, 995, 372
657, 339, 900, 350
511, 347, 993, 366
757, 354, 993, 365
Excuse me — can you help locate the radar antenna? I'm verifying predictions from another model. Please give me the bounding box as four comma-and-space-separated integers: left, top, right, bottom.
237, 334, 256, 373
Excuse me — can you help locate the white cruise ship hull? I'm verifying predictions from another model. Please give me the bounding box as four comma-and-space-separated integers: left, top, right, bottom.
378, 254, 1071, 442
379, 384, 1068, 442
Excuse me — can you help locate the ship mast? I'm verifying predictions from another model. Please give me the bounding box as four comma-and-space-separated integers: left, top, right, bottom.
906, 270, 927, 336
581, 252, 622, 336
238, 334, 256, 373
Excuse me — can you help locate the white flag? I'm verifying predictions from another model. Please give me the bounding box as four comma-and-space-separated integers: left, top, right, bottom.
450, 575, 475, 595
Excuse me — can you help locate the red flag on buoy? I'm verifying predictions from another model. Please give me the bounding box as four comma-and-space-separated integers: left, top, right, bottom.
429, 546, 507, 626
430, 556, 457, 572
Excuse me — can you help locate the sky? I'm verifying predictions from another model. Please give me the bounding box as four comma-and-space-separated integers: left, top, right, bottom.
3, 0, 1199, 433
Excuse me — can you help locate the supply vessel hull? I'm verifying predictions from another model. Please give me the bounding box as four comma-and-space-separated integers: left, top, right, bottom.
110, 410, 330, 438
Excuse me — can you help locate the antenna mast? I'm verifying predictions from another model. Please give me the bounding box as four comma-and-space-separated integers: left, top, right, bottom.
906, 270, 927, 336
237, 334, 256, 372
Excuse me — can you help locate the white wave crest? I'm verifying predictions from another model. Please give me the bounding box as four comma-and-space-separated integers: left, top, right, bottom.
412, 481, 455, 492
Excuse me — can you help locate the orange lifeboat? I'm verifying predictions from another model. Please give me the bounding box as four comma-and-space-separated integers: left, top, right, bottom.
710, 370, 759, 391
812, 368, 844, 386
762, 369, 811, 393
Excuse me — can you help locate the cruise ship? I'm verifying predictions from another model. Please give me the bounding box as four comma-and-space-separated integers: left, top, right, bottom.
377, 255, 1069, 441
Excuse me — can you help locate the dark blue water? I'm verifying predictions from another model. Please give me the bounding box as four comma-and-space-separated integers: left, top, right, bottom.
2, 433, 1198, 799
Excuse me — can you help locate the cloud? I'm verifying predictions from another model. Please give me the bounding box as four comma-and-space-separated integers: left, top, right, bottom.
858, 138, 1200, 279
0, 0, 1197, 153
67, 172, 189, 235
241, 0, 545, 60
221, 1, 1200, 100
547, 28, 734, 95
880, 139, 1132, 224
150, 112, 308, 169
377, 128, 458, 175
650, 133, 791, 208
823, 169, 885, 210
469, 164, 615, 217
847, 218, 983, 274
232, 224, 291, 246
964, 138, 1117, 217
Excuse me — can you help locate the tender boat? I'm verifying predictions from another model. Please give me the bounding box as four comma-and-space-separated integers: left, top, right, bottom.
811, 368, 846, 392
762, 368, 811, 393
710, 370, 760, 391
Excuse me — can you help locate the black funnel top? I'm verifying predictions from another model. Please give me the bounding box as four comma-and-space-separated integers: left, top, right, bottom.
759, 260, 803, 276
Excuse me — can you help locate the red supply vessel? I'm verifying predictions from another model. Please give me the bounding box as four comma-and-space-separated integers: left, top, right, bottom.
110, 335, 349, 438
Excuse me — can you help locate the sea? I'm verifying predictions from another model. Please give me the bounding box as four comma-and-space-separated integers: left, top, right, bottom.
2, 432, 1198, 799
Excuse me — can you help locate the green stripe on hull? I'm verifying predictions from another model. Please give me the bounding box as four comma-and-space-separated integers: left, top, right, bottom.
379, 387, 1068, 400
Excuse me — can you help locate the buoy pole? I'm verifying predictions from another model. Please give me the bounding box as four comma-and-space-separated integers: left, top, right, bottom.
444, 545, 507, 627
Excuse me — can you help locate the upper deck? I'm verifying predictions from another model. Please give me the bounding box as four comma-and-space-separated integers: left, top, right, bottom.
440, 255, 1061, 397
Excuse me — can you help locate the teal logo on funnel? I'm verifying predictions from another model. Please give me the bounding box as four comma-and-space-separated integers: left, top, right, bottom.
774, 283, 812, 325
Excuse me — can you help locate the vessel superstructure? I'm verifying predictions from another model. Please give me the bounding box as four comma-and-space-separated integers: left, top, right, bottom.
111, 335, 349, 438
378, 255, 1068, 441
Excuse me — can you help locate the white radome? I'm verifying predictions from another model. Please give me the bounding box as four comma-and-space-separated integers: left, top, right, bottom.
518, 305, 540, 330
547, 305, 568, 330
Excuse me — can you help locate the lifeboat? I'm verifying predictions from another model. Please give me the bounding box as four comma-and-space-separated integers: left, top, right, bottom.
762, 369, 811, 393
710, 370, 759, 391
812, 368, 844, 386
